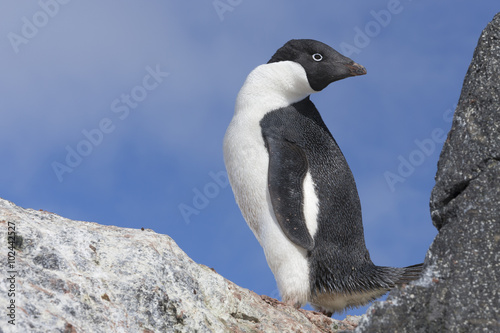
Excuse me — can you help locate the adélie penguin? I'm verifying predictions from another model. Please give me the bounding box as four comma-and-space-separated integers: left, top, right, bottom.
223, 39, 422, 316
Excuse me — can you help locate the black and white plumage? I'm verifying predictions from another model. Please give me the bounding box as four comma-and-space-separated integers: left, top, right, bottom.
223, 39, 422, 315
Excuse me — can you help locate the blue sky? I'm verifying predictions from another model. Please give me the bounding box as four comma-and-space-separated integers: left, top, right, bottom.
1, 1, 497, 319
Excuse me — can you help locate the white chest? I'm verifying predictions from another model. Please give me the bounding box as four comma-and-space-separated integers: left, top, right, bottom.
223, 61, 315, 238
222, 61, 318, 306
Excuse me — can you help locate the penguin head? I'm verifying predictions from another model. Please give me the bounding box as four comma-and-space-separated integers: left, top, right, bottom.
268, 39, 366, 92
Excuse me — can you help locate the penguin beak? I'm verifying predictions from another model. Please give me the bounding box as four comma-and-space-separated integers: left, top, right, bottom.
346, 62, 367, 76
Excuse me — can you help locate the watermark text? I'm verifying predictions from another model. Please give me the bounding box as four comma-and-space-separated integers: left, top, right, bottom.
8, 0, 72, 54
178, 170, 230, 224
51, 64, 169, 182
6, 221, 18, 326
384, 105, 455, 191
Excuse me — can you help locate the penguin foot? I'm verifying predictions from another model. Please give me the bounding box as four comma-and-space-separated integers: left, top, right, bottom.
285, 300, 302, 309
319, 310, 333, 317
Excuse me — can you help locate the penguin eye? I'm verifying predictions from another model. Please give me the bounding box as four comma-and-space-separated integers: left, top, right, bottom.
312, 53, 323, 62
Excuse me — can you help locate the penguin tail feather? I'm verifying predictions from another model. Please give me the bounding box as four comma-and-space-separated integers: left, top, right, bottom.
395, 263, 424, 284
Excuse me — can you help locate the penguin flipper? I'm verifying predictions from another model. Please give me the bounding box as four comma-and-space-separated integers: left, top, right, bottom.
264, 135, 315, 251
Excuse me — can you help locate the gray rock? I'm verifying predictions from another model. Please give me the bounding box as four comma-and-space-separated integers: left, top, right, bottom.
2, 13, 499, 333
0, 197, 361, 333
355, 12, 500, 333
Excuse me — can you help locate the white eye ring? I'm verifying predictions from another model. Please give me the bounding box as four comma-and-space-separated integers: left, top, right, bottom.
312, 53, 323, 61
